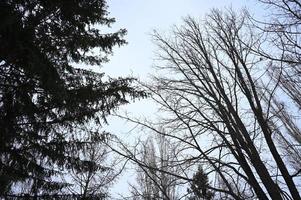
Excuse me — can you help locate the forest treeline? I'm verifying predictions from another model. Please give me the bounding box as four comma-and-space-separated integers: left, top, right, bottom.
0, 0, 301, 199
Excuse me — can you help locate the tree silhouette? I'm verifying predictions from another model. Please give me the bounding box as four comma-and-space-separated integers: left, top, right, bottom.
0, 0, 145, 197
188, 166, 213, 200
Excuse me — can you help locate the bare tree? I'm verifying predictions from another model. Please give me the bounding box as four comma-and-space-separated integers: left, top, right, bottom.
129, 135, 182, 200
114, 9, 301, 199
250, 0, 301, 180
59, 129, 120, 200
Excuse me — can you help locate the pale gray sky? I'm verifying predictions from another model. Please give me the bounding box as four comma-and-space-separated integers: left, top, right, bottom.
104, 0, 260, 77
101, 0, 262, 198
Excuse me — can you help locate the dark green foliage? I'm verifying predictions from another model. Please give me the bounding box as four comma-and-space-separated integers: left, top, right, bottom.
0, 0, 146, 197
188, 166, 214, 200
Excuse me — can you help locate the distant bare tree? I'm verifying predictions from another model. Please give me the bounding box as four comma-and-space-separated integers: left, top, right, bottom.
63, 130, 119, 200
129, 136, 181, 200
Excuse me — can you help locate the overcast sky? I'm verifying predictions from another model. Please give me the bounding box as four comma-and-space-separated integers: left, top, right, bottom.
101, 0, 262, 198
104, 0, 260, 77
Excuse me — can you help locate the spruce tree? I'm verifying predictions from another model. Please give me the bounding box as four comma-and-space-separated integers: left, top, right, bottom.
189, 166, 214, 200
0, 0, 145, 197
